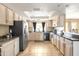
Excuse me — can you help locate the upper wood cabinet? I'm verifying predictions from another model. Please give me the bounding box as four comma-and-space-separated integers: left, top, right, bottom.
52, 20, 57, 27
47, 20, 52, 27
0, 4, 6, 25
6, 8, 14, 25
14, 13, 19, 20
18, 16, 23, 20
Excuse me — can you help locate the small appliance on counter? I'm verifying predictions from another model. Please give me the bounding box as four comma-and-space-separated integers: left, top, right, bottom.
53, 27, 64, 36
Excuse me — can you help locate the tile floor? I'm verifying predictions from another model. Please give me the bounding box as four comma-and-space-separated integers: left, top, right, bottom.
19, 40, 63, 56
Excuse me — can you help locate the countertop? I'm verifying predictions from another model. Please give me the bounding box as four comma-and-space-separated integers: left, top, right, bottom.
0, 36, 19, 47
52, 33, 79, 41
63, 35, 79, 41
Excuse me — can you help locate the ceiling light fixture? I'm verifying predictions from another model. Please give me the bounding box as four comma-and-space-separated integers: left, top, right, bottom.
33, 8, 40, 11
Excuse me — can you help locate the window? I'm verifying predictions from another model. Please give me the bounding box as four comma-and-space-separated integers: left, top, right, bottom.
36, 22, 43, 32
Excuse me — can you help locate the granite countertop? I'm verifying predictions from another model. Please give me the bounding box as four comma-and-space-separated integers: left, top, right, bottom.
63, 36, 79, 41
52, 33, 79, 41
0, 36, 19, 47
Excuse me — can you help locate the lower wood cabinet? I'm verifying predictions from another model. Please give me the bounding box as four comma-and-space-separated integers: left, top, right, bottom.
0, 37, 19, 56
1, 40, 15, 56
60, 37, 65, 55
14, 37, 19, 55
50, 33, 54, 44
56, 36, 60, 49
51, 33, 79, 56
53, 34, 57, 46
64, 39, 73, 56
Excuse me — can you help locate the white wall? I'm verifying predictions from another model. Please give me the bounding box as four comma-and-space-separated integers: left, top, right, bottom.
66, 4, 79, 19
0, 25, 9, 36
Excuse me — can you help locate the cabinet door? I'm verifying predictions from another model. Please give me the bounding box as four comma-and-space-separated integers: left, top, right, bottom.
60, 37, 65, 55
52, 20, 57, 27
53, 34, 55, 45
65, 39, 73, 56
53, 34, 57, 46
57, 36, 60, 49
6, 8, 13, 25
14, 38, 19, 55
2, 40, 15, 56
14, 13, 19, 20
51, 35, 54, 44
50, 33, 53, 44
0, 4, 6, 24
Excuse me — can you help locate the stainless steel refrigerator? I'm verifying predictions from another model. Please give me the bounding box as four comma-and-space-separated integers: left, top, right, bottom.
9, 21, 28, 51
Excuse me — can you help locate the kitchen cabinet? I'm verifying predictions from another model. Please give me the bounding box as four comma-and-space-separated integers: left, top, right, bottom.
6, 8, 14, 25
65, 39, 73, 56
53, 34, 57, 46
18, 16, 23, 20
0, 4, 14, 25
46, 20, 52, 32
65, 39, 79, 56
60, 37, 65, 55
56, 35, 60, 49
14, 37, 19, 55
47, 20, 52, 27
29, 32, 43, 41
14, 13, 19, 20
52, 20, 57, 27
0, 4, 6, 25
50, 33, 54, 44
1, 40, 15, 56
28, 21, 33, 32
0, 37, 19, 56
52, 32, 79, 56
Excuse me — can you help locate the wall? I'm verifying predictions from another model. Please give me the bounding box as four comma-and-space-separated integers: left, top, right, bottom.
66, 4, 79, 19
0, 25, 9, 36
64, 19, 79, 33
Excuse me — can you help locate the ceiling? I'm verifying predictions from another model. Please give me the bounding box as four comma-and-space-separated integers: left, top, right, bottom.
3, 3, 66, 17
3, 3, 79, 20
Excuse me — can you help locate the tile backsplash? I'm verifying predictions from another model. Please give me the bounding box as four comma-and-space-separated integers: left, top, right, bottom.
0, 25, 9, 36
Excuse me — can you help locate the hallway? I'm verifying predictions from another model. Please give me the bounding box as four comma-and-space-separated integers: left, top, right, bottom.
19, 41, 63, 56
